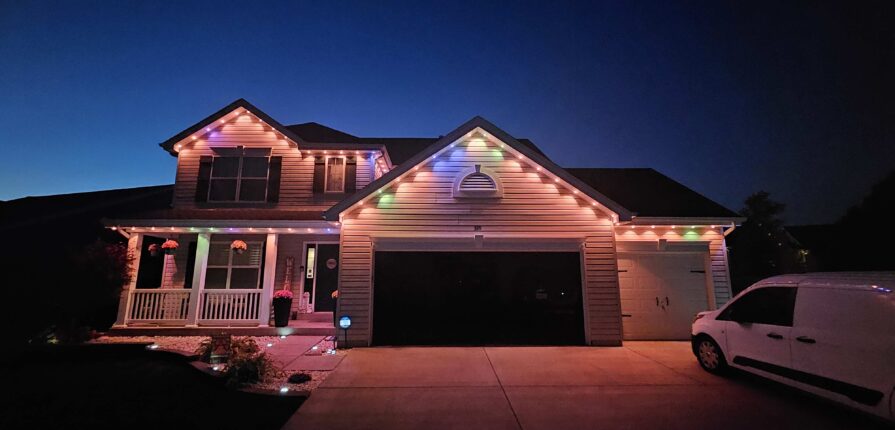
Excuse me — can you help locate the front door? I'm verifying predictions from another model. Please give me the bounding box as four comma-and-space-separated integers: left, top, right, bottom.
312, 244, 340, 312
719, 286, 797, 372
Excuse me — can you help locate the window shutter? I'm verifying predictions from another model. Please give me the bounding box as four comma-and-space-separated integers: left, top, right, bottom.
345, 156, 357, 193
195, 156, 213, 202
312, 156, 325, 193
267, 156, 282, 203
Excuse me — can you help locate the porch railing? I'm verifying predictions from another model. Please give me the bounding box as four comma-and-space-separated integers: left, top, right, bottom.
127, 290, 192, 323
199, 289, 262, 324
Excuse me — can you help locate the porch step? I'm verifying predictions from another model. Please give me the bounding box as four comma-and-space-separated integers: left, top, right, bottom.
298, 312, 333, 323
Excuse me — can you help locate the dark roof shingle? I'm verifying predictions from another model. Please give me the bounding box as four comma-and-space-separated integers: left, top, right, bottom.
565, 168, 739, 218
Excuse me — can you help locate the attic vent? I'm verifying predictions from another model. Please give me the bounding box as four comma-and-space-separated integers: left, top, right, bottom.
452, 165, 503, 198
460, 173, 496, 191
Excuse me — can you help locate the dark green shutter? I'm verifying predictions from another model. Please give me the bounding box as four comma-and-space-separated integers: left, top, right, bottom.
312, 156, 325, 193
195, 156, 213, 202
345, 156, 357, 193
267, 156, 282, 203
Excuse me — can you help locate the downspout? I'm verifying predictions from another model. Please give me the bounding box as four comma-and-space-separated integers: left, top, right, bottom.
722, 223, 736, 237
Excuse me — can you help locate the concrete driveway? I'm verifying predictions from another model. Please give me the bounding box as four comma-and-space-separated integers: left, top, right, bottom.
283, 342, 888, 430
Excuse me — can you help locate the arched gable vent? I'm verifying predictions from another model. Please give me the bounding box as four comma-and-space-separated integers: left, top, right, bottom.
452, 164, 503, 198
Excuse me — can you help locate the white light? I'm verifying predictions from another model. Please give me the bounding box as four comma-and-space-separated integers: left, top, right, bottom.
630, 225, 635, 229
280, 335, 286, 339
517, 154, 523, 160
340, 150, 344, 154
205, 127, 210, 132
212, 366, 220, 371
147, 344, 159, 350
307, 228, 312, 233
176, 144, 182, 150
311, 345, 318, 350
536, 167, 541, 171
573, 190, 578, 194
279, 387, 289, 394
650, 225, 655, 229
432, 155, 437, 160
192, 136, 197, 140
287, 228, 293, 232
267, 343, 273, 347
111, 226, 117, 231
554, 178, 559, 183
591, 202, 596, 206
690, 225, 696, 229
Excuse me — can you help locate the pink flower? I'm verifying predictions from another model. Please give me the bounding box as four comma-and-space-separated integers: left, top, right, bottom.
161, 240, 179, 250
273, 290, 293, 300
231, 240, 248, 251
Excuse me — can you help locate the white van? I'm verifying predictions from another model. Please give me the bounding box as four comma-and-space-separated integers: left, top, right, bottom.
691, 272, 895, 421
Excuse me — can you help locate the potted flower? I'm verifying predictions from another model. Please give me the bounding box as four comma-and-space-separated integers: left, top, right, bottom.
272, 290, 293, 327
231, 240, 248, 255
147, 243, 160, 257
161, 239, 179, 255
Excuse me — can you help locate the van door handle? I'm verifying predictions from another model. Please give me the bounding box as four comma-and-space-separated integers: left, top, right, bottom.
796, 336, 816, 344
766, 333, 783, 340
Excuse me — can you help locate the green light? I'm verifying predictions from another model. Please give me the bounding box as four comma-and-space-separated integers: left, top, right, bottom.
683, 230, 700, 240
377, 193, 394, 208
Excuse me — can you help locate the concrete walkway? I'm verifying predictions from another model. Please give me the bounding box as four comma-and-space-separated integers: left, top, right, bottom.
283, 342, 888, 430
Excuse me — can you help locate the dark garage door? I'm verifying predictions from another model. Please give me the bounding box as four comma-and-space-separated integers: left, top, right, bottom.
373, 252, 584, 346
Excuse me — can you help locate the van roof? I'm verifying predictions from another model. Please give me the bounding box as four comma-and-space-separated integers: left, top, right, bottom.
752, 272, 895, 293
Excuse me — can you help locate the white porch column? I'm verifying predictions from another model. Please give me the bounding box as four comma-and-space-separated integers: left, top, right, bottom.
259, 233, 278, 326
114, 233, 143, 327
186, 233, 210, 326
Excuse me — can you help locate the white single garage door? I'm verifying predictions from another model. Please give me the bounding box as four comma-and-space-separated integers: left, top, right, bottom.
618, 253, 710, 340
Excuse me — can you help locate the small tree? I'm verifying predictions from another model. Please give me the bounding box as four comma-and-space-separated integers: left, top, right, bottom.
52, 240, 133, 342
728, 191, 801, 293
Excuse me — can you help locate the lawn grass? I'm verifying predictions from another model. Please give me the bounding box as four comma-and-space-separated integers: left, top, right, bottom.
0, 346, 303, 429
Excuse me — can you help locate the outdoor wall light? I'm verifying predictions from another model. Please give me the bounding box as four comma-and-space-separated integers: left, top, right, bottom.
279, 387, 289, 394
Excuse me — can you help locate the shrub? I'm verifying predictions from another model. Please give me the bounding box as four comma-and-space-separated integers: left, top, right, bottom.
195, 337, 281, 387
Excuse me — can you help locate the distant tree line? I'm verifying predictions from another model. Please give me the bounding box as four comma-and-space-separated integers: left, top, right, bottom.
728, 169, 895, 294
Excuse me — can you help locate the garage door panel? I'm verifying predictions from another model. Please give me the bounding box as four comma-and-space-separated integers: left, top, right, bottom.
373, 251, 584, 346
619, 252, 710, 340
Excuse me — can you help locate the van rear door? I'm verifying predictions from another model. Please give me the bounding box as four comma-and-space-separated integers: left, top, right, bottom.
791, 287, 893, 408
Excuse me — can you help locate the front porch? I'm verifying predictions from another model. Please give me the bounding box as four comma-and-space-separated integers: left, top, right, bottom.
109, 223, 341, 334
109, 312, 337, 336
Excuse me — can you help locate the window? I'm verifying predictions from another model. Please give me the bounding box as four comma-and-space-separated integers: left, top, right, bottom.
208, 148, 271, 202
325, 157, 346, 193
204, 241, 263, 289
718, 287, 797, 326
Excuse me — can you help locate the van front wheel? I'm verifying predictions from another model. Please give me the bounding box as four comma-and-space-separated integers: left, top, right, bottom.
695, 336, 728, 375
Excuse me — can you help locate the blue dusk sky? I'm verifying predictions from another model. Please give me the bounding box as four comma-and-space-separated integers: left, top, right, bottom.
0, 1, 891, 224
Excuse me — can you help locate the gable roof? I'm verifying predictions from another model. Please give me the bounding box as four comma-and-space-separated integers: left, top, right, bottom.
565, 168, 740, 219
323, 116, 634, 222
159, 99, 307, 156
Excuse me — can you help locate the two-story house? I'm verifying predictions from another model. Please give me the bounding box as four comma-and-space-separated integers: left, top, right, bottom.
108, 99, 742, 347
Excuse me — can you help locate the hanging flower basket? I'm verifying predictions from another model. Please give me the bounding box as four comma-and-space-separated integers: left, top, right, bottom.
231, 240, 248, 255
147, 243, 160, 257
272, 290, 294, 327
161, 239, 179, 255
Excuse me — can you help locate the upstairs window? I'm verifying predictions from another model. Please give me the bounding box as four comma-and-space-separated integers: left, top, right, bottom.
325, 156, 346, 193
208, 147, 271, 202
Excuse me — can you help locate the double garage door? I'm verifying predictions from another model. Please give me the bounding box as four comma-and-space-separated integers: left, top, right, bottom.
618, 253, 711, 340
372, 251, 585, 346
